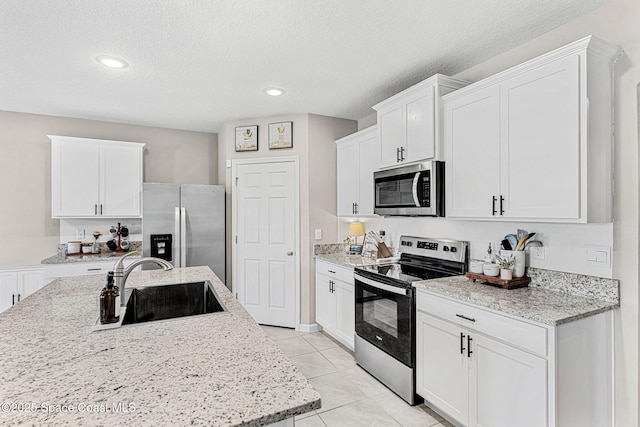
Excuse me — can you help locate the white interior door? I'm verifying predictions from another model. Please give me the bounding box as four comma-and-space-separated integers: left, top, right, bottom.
234, 159, 298, 327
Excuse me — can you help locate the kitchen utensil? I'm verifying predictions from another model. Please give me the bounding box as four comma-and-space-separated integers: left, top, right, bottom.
517, 229, 528, 240
525, 240, 543, 248
515, 235, 529, 251
505, 234, 518, 250
501, 239, 512, 251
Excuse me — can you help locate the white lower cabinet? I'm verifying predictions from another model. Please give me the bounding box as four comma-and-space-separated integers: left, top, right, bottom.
315, 260, 355, 350
416, 290, 613, 427
0, 268, 45, 313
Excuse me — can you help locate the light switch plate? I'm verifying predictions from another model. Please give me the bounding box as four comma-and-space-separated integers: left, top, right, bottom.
314, 229, 322, 240
585, 245, 611, 267
76, 229, 85, 239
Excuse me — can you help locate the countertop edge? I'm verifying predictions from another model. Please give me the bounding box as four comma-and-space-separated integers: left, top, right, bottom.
414, 279, 619, 327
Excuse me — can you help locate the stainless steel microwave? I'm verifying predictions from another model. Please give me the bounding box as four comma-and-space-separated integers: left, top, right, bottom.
373, 161, 444, 216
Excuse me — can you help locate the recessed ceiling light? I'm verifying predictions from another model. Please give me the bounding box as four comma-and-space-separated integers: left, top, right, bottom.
264, 87, 285, 96
96, 55, 128, 69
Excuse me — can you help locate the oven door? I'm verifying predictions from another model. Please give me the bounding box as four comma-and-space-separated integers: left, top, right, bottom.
355, 273, 413, 367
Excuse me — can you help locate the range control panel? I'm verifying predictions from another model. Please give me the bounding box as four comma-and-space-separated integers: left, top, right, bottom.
399, 235, 467, 263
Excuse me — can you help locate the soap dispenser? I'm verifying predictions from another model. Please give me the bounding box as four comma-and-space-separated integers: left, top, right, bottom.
100, 271, 120, 324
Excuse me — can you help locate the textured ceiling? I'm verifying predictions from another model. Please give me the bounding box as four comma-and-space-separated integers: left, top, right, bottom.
0, 0, 609, 133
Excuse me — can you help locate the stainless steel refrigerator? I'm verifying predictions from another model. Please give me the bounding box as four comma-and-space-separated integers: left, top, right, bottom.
142, 183, 225, 283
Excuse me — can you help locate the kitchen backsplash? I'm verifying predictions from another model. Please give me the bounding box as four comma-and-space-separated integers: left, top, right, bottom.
314, 243, 349, 255
338, 218, 613, 279
59, 218, 142, 244
528, 267, 619, 304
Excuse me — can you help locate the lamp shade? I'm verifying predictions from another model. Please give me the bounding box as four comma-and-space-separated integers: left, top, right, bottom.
348, 222, 365, 237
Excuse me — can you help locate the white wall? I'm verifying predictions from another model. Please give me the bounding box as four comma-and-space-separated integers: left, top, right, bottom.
350, 0, 639, 423
0, 110, 218, 266
218, 113, 356, 326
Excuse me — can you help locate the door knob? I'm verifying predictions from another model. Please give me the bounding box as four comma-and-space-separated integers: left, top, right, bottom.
287, 251, 294, 256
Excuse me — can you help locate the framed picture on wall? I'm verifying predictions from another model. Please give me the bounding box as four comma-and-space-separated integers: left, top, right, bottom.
235, 125, 258, 152
268, 121, 293, 149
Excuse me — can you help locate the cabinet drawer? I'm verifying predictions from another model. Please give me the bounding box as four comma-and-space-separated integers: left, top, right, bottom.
316, 260, 354, 284
416, 291, 547, 357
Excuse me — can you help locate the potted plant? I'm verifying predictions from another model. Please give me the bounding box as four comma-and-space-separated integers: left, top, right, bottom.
495, 253, 515, 280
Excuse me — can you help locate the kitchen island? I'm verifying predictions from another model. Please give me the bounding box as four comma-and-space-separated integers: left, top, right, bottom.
0, 266, 320, 426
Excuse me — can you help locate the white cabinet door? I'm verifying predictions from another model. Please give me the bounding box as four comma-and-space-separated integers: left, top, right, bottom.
0, 271, 18, 313
416, 311, 469, 425
444, 85, 501, 218
100, 144, 143, 217
51, 140, 100, 217
469, 333, 548, 427
336, 126, 379, 217
404, 85, 435, 163
356, 129, 379, 216
500, 55, 580, 220
336, 140, 359, 216
50, 136, 144, 218
315, 274, 336, 332
17, 269, 44, 301
378, 102, 404, 169
334, 279, 354, 349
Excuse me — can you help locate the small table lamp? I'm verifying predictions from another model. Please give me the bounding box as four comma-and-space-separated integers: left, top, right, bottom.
348, 222, 365, 254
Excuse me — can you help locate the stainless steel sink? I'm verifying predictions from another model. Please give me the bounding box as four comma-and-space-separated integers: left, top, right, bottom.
122, 280, 227, 325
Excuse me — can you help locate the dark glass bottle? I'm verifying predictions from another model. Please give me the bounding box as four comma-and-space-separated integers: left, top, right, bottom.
100, 271, 120, 324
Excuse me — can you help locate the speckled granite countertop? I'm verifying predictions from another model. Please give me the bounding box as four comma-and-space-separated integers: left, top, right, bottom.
414, 275, 618, 326
42, 242, 142, 264
314, 253, 378, 268
0, 266, 320, 426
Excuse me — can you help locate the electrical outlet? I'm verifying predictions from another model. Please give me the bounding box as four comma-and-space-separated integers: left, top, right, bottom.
314, 229, 322, 240
76, 229, 85, 239
532, 247, 545, 260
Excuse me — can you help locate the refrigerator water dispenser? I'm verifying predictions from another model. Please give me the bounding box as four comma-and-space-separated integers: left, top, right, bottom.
150, 234, 172, 262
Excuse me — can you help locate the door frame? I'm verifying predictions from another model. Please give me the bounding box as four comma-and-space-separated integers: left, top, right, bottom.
231, 156, 301, 328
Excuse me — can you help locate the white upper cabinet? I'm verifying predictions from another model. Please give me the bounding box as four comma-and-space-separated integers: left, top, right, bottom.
50, 135, 145, 218
374, 74, 468, 169
336, 126, 379, 217
444, 36, 622, 223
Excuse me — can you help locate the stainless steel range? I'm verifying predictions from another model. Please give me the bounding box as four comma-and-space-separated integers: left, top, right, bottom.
354, 236, 468, 405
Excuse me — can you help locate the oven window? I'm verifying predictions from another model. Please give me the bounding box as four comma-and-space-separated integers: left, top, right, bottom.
375, 173, 416, 207
362, 289, 398, 338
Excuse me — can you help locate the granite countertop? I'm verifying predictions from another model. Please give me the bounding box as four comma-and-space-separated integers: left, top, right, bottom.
0, 266, 320, 426
314, 253, 378, 268
42, 242, 142, 264
414, 275, 619, 326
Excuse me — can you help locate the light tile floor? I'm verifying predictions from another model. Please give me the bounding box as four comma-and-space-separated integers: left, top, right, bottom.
261, 325, 455, 427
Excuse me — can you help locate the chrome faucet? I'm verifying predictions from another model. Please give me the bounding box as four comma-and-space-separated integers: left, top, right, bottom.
113, 251, 174, 306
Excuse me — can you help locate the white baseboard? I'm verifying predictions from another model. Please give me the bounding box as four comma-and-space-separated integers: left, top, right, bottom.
297, 323, 320, 333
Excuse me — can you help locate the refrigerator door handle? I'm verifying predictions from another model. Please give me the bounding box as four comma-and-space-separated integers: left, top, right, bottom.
180, 207, 187, 268
174, 207, 181, 268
